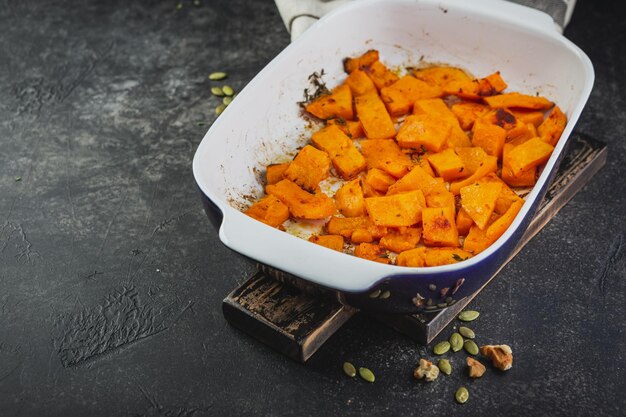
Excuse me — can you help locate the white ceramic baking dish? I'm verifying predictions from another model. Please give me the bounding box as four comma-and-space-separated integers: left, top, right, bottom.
192, 0, 593, 313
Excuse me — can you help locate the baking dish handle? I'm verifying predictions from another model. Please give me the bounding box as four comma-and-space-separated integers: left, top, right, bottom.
443, 0, 562, 34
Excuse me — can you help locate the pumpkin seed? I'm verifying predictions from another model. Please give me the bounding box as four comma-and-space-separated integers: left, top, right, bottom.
428, 284, 437, 291
369, 289, 381, 298
455, 386, 469, 404
211, 86, 224, 97
342, 362, 356, 378
433, 341, 450, 355
449, 332, 463, 352
459, 326, 475, 339
358, 367, 375, 383
379, 290, 391, 299
222, 85, 234, 96
464, 339, 479, 356
438, 359, 452, 375
458, 310, 480, 322
209, 71, 227, 80
215, 104, 226, 115
223, 96, 233, 106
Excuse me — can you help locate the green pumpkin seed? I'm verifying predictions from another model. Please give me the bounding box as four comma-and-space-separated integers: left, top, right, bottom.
458, 310, 480, 322
215, 104, 226, 116
369, 289, 381, 298
455, 386, 469, 404
464, 339, 479, 356
342, 362, 356, 378
211, 86, 224, 97
379, 290, 391, 299
459, 326, 475, 339
438, 359, 452, 375
358, 367, 375, 383
449, 332, 463, 352
433, 341, 451, 355
222, 85, 234, 96
223, 96, 233, 106
209, 71, 227, 80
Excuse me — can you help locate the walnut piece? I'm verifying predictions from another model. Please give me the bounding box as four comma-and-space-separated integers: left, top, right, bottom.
414, 358, 439, 382
466, 357, 486, 378
480, 344, 513, 371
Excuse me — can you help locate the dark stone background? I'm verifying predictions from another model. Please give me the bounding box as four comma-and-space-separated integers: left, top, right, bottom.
0, 0, 624, 416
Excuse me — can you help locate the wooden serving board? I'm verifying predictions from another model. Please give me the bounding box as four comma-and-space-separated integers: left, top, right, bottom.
222, 133, 606, 362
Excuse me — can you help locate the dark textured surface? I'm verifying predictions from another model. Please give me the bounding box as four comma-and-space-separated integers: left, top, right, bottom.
0, 0, 624, 416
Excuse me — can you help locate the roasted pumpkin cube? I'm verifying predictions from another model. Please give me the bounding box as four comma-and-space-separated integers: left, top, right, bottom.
505, 120, 535, 144
365, 190, 426, 227
455, 207, 474, 236
355, 92, 396, 139
283, 145, 331, 192
472, 119, 506, 158
451, 101, 489, 130
380, 75, 443, 116
427, 148, 466, 182
379, 227, 422, 253
311, 125, 366, 179
509, 109, 545, 127
351, 228, 374, 244
454, 146, 488, 175
484, 92, 554, 110
354, 243, 390, 264
463, 225, 490, 254
266, 179, 335, 220
327, 216, 386, 239
360, 139, 413, 178
538, 106, 567, 146
459, 174, 503, 229
425, 189, 456, 210
327, 118, 364, 139
365, 168, 396, 193
305, 84, 354, 120
343, 49, 379, 73
494, 181, 524, 215
345, 69, 377, 96
397, 247, 472, 267
309, 234, 344, 252
501, 143, 536, 187
363, 60, 399, 90
504, 138, 554, 176
244, 195, 290, 228
486, 200, 523, 243
396, 114, 451, 152
266, 163, 289, 185
449, 155, 498, 195
422, 206, 460, 247
450, 72, 508, 99
387, 165, 440, 196
334, 178, 366, 217
413, 66, 472, 91
413, 98, 471, 148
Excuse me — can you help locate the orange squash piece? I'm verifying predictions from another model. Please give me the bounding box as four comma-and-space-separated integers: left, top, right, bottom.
309, 234, 344, 252
386, 165, 442, 196
305, 84, 354, 120
451, 101, 489, 130
509, 109, 545, 127
484, 92, 554, 110
355, 92, 396, 139
360, 139, 413, 178
334, 178, 366, 217
244, 195, 290, 228
472, 119, 506, 158
363, 60, 399, 90
380, 75, 443, 116
345, 69, 377, 96
456, 207, 474, 236
538, 106, 567, 146
343, 50, 380, 73
413, 66, 472, 91
459, 174, 503, 229
397, 247, 472, 267
486, 200, 523, 243
266, 163, 289, 185
365, 168, 396, 193
327, 118, 364, 139
311, 125, 366, 180
449, 155, 498, 195
413, 98, 472, 148
422, 206, 460, 247
501, 143, 536, 187
365, 190, 426, 227
283, 145, 331, 192
463, 225, 490, 254
379, 227, 422, 253
326, 216, 387, 239
451, 72, 508, 99
266, 179, 335, 220
504, 138, 554, 176
425, 188, 456, 210
427, 148, 466, 182
396, 114, 451, 152
354, 242, 390, 264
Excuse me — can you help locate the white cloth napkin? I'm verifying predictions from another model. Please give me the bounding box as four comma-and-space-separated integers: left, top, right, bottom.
275, 0, 577, 41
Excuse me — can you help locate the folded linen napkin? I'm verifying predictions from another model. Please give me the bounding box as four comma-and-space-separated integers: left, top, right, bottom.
275, 0, 577, 41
